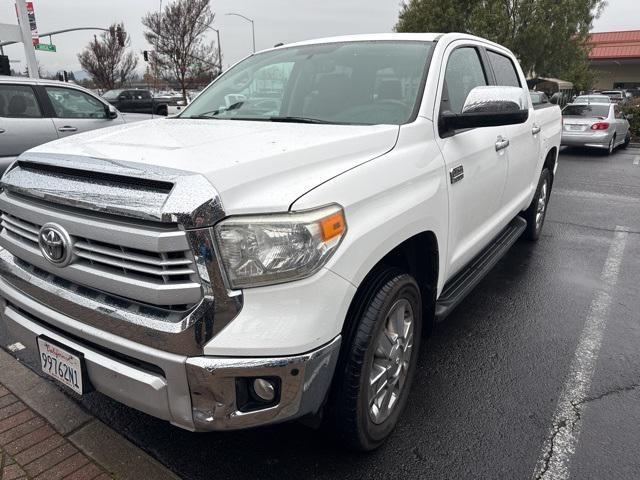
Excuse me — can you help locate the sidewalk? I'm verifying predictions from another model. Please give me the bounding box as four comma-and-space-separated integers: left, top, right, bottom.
0, 349, 179, 480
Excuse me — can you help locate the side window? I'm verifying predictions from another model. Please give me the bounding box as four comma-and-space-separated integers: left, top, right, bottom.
0, 84, 42, 118
140, 91, 152, 100
120, 91, 132, 100
487, 51, 521, 87
45, 87, 107, 119
443, 47, 488, 114
614, 106, 624, 119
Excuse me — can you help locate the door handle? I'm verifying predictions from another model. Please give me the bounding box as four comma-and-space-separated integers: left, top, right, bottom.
58, 126, 78, 132
495, 137, 510, 151
0, 128, 5, 134
532, 124, 541, 135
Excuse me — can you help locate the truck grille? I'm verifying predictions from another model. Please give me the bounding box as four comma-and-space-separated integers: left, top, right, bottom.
0, 191, 203, 308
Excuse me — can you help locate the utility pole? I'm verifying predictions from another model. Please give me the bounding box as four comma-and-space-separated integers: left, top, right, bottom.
14, 0, 38, 78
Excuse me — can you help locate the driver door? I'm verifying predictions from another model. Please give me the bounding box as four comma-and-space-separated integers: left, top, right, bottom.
434, 45, 509, 278
43, 86, 123, 137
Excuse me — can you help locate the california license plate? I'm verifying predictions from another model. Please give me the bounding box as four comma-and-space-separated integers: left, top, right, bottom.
37, 337, 84, 395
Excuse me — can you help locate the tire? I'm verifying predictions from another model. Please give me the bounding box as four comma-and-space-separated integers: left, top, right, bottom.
606, 135, 615, 155
521, 168, 551, 241
328, 268, 423, 451
156, 105, 168, 116
623, 132, 631, 149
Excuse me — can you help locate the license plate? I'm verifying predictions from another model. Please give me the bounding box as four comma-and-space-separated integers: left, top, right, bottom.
37, 337, 84, 395
567, 125, 583, 131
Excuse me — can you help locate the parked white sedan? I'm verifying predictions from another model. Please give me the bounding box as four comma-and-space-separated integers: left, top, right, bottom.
0, 76, 148, 174
561, 102, 631, 154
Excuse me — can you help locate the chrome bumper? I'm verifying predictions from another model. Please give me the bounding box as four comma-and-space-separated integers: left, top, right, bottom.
0, 250, 341, 431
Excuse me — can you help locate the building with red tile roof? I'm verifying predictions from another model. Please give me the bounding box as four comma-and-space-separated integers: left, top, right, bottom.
587, 30, 640, 90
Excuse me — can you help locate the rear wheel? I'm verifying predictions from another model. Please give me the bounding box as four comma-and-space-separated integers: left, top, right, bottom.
328, 268, 422, 451
521, 168, 551, 241
606, 135, 616, 155
623, 131, 631, 149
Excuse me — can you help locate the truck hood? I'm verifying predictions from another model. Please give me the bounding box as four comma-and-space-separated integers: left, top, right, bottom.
28, 119, 399, 214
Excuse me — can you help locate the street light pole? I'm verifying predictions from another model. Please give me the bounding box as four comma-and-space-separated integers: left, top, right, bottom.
225, 13, 255, 53
205, 26, 223, 74
14, 0, 38, 78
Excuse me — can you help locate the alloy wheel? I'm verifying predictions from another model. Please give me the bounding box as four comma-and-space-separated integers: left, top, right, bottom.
536, 178, 548, 232
368, 298, 415, 425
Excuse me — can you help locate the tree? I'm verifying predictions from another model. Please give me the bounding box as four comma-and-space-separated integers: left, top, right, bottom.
77, 22, 138, 90
142, 0, 219, 101
395, 0, 607, 90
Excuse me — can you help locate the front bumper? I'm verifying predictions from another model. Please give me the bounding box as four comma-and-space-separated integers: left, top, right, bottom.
0, 251, 341, 431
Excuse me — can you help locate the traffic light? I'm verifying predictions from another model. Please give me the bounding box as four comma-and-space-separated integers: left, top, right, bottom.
115, 26, 125, 47
143, 51, 149, 62
0, 55, 10, 76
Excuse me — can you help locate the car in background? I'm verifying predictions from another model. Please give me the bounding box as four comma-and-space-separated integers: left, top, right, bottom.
102, 88, 169, 116
0, 76, 148, 175
530, 91, 550, 107
573, 94, 611, 104
561, 102, 631, 154
601, 90, 628, 105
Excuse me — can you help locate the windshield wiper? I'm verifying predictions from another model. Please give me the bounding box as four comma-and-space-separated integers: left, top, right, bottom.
268, 116, 336, 124
185, 101, 245, 119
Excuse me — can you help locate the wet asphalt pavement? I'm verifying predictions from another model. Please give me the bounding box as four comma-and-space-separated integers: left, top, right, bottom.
11, 146, 640, 479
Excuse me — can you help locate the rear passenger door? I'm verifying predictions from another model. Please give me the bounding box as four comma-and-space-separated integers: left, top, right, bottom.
486, 49, 539, 213
0, 83, 58, 158
434, 44, 509, 278
43, 86, 123, 137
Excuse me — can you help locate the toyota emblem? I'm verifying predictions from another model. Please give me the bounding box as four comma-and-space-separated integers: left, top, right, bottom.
38, 223, 72, 267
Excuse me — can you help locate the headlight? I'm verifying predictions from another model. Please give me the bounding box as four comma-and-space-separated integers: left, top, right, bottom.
214, 205, 346, 289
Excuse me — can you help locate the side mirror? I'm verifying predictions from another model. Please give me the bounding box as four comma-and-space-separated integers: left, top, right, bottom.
440, 86, 529, 136
106, 104, 118, 119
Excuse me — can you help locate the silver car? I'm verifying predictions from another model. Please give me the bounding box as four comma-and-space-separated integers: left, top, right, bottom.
561, 102, 631, 154
573, 94, 611, 104
0, 76, 148, 174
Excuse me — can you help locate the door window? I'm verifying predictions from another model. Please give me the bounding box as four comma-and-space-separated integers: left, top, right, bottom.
487, 51, 521, 87
442, 47, 488, 114
614, 106, 624, 119
0, 84, 42, 118
45, 87, 107, 119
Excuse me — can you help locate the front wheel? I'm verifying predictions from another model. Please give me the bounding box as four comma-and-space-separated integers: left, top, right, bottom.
328, 269, 422, 451
521, 168, 551, 241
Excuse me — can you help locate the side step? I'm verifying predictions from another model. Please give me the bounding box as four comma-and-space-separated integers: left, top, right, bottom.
435, 216, 527, 322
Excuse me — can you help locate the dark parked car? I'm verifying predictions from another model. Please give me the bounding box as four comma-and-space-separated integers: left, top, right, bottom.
102, 89, 169, 115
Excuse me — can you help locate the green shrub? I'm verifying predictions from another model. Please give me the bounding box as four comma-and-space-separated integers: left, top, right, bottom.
622, 100, 640, 141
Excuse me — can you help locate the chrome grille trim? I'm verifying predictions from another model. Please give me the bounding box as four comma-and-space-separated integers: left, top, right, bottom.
0, 193, 202, 307
0, 153, 243, 354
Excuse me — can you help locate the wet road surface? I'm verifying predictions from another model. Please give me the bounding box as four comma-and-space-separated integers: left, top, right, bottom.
12, 146, 640, 479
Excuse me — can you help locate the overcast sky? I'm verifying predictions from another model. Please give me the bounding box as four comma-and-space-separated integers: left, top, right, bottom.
1, 0, 638, 76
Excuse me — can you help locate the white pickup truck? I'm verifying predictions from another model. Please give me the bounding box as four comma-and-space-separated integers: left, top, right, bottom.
0, 33, 560, 450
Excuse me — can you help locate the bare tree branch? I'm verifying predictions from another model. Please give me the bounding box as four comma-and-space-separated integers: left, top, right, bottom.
142, 0, 218, 101
77, 22, 138, 90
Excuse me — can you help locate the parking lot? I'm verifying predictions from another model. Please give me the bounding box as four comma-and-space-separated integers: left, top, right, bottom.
22, 145, 627, 479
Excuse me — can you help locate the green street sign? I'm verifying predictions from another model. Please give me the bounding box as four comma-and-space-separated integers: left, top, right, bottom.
35, 43, 56, 52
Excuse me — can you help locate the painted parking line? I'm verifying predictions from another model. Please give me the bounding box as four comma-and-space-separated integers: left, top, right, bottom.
633, 156, 639, 165
554, 189, 640, 204
532, 227, 628, 480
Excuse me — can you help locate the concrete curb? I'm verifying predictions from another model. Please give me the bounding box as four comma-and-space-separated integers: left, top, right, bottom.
628, 142, 640, 149
0, 349, 180, 480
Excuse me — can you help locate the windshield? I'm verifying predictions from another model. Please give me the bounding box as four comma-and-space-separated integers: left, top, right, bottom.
574, 96, 610, 104
562, 104, 610, 118
180, 41, 434, 125
102, 89, 123, 100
